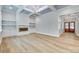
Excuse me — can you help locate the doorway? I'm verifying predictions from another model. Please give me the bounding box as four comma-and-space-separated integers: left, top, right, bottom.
64, 22, 75, 33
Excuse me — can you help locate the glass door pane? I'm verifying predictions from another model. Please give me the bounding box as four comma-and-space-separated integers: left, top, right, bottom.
65, 23, 69, 29
70, 22, 74, 29
70, 22, 75, 32
64, 22, 70, 32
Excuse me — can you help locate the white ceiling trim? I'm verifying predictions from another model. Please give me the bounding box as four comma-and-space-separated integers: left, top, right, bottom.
48, 6, 56, 11
15, 5, 33, 13
36, 6, 48, 12
23, 6, 34, 12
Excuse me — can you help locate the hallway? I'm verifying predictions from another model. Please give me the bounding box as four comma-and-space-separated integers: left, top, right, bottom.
0, 33, 79, 53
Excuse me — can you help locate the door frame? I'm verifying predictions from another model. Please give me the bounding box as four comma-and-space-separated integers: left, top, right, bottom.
64, 22, 75, 33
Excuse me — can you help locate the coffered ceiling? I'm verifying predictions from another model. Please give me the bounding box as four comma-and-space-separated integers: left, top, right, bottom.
2, 5, 70, 15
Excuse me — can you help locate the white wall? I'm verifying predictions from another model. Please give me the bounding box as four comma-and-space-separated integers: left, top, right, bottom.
78, 22, 79, 36
58, 16, 64, 35
36, 12, 59, 37
76, 17, 79, 36
16, 13, 37, 36
16, 13, 31, 35
0, 6, 2, 32
18, 13, 29, 25
2, 5, 79, 37
36, 5, 79, 37
0, 6, 2, 44
57, 5, 79, 36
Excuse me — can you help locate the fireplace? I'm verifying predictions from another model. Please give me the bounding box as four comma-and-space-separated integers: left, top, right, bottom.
19, 25, 28, 32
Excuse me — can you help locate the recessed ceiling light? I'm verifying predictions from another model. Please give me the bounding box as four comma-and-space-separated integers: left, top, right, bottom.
9, 6, 13, 9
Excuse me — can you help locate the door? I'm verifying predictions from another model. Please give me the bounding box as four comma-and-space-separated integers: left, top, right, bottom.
70, 22, 75, 32
64, 22, 70, 32
64, 22, 75, 33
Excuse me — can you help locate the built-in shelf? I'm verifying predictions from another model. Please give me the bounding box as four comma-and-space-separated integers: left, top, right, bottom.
2, 20, 16, 26
2, 20, 16, 22
2, 19, 17, 37
29, 22, 36, 28
2, 25, 16, 26
18, 25, 28, 26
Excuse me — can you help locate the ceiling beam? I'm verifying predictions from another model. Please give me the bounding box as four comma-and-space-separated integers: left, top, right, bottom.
48, 5, 56, 11
15, 5, 56, 16
15, 5, 33, 14
23, 6, 34, 12
36, 6, 48, 12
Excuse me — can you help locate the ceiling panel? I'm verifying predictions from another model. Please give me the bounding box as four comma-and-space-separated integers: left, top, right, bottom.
38, 8, 52, 15
2, 5, 18, 12
25, 5, 47, 12
20, 9, 32, 14
2, 5, 70, 15
54, 5, 69, 10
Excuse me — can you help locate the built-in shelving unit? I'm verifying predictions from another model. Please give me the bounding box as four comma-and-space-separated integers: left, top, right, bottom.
2, 20, 16, 26
2, 20, 17, 37
29, 22, 36, 28
1, 6, 37, 37
29, 16, 36, 29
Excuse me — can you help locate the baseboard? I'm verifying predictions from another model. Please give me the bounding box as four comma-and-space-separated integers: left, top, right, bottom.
16, 31, 33, 36
2, 31, 33, 38
2, 35, 17, 38
36, 32, 59, 37
2, 32, 60, 38
0, 37, 2, 45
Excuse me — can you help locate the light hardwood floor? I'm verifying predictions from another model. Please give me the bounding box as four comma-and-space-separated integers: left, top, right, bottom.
0, 33, 79, 53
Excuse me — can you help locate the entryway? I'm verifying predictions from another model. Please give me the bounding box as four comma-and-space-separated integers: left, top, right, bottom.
64, 22, 75, 33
